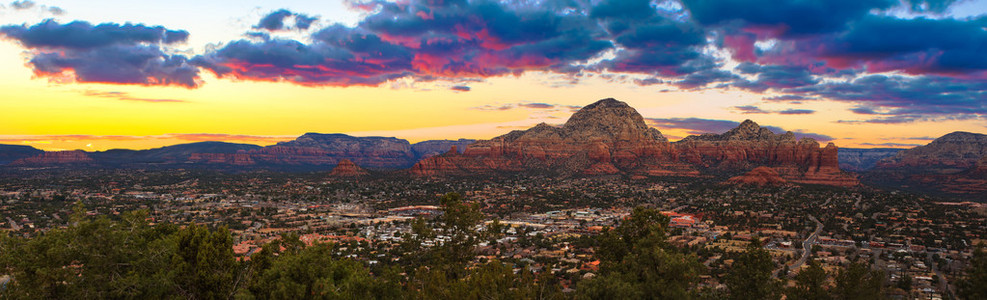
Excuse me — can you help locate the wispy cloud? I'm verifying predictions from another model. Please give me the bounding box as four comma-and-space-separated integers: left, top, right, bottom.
83, 90, 187, 103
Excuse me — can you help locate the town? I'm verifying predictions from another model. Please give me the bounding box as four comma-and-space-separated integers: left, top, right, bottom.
2, 169, 984, 299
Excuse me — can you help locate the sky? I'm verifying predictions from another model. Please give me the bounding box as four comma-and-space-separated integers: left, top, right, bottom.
1, 0, 986, 151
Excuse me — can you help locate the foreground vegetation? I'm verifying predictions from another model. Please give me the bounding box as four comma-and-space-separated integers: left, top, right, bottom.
1, 194, 984, 299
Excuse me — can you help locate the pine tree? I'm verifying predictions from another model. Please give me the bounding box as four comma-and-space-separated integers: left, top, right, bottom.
724, 238, 781, 300
958, 244, 987, 300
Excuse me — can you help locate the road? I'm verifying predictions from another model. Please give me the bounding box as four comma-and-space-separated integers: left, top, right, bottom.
784, 198, 830, 276
928, 252, 956, 299
789, 215, 823, 275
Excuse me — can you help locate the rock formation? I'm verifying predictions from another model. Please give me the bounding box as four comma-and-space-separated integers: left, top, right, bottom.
671, 120, 857, 186
727, 167, 788, 185
11, 150, 93, 166
413, 98, 856, 186
412, 98, 689, 177
329, 159, 369, 177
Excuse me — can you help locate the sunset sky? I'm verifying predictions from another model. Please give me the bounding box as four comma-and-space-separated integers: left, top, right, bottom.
1, 0, 986, 151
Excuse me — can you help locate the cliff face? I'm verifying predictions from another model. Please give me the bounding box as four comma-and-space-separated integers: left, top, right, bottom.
838, 148, 904, 171
412, 98, 856, 186
672, 120, 858, 186
412, 98, 685, 177
866, 132, 987, 196
11, 150, 93, 166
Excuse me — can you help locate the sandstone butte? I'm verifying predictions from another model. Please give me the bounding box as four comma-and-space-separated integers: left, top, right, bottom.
329, 159, 369, 177
727, 166, 788, 185
11, 150, 93, 166
412, 98, 859, 187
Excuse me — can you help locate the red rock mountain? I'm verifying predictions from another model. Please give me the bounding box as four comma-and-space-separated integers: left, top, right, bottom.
329, 159, 369, 177
413, 98, 857, 186
673, 119, 857, 186
867, 131, 987, 196
11, 150, 94, 166
412, 98, 691, 177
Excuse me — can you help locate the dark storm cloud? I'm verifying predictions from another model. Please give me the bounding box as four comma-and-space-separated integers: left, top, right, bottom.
0, 20, 199, 87
195, 0, 619, 85
674, 69, 738, 89
0, 19, 189, 49
254, 9, 317, 31
681, 0, 896, 36
790, 75, 987, 115
193, 26, 413, 86
817, 16, 987, 74
732, 64, 819, 92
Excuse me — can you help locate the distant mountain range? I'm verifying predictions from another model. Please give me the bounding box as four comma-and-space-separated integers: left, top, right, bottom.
2, 136, 474, 171
2, 98, 985, 198
837, 148, 904, 172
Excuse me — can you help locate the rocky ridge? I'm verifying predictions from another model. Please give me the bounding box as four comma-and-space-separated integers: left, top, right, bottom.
11, 150, 93, 166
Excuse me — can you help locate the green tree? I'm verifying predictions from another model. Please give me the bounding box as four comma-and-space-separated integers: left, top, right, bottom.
724, 238, 781, 300
402, 193, 486, 277
0, 207, 178, 299
171, 223, 239, 300
577, 207, 705, 299
958, 244, 987, 300
243, 242, 400, 300
895, 273, 911, 292
786, 260, 831, 300
832, 262, 885, 300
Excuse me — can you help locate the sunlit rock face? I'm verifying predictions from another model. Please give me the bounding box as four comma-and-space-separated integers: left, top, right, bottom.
413, 98, 857, 186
